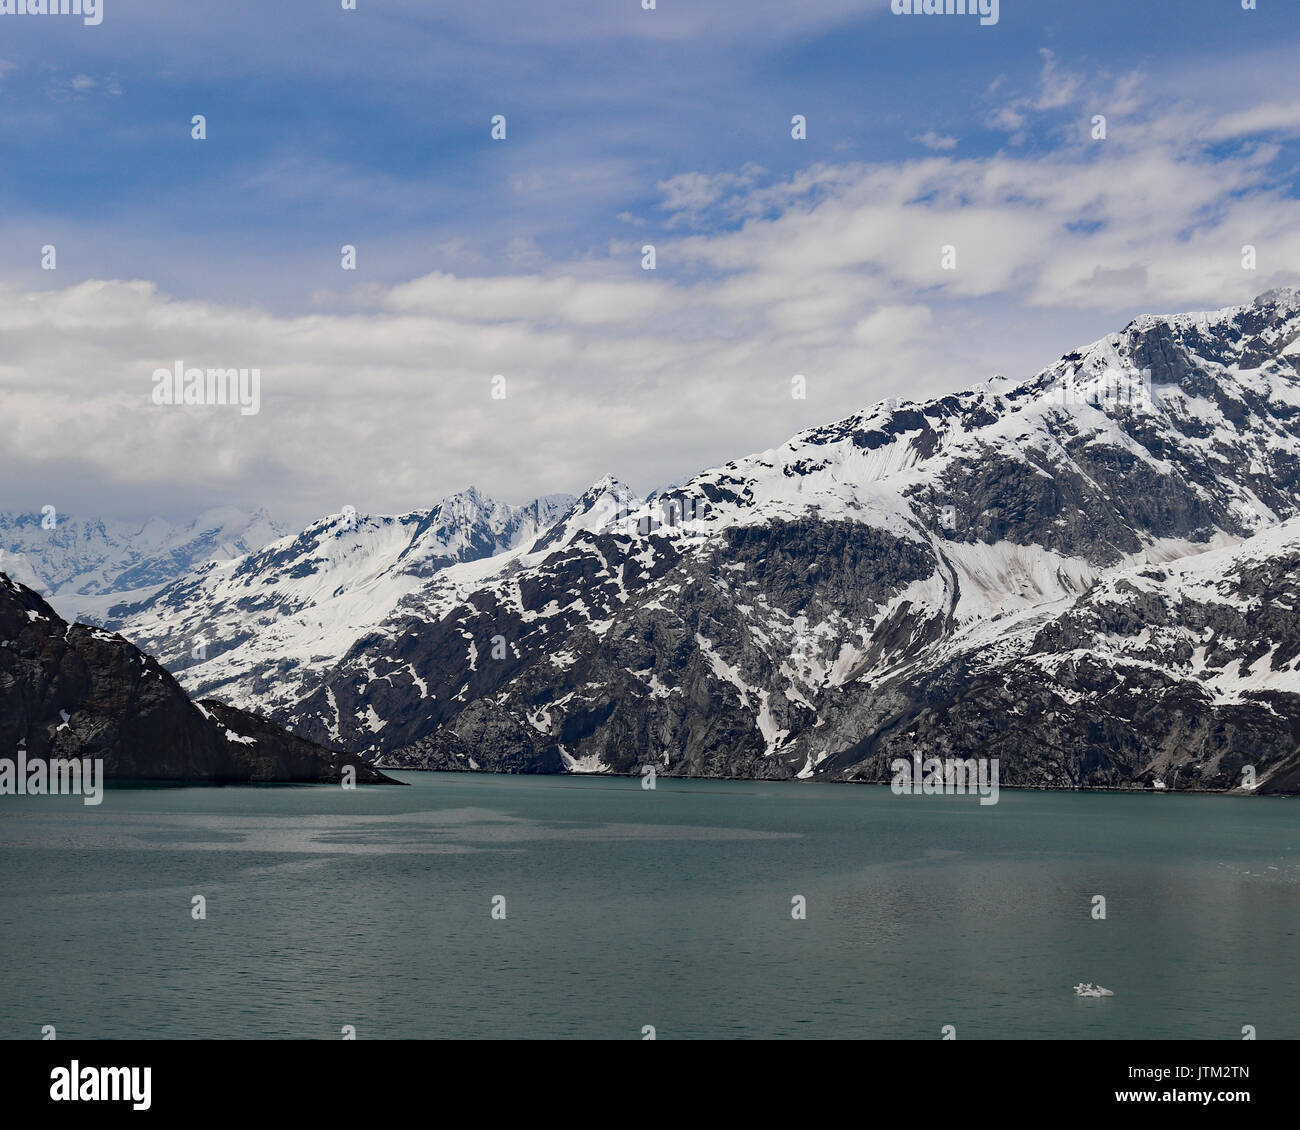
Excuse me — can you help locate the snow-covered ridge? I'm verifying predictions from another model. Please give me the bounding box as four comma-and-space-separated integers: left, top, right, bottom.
109, 486, 577, 714
621, 286, 1300, 550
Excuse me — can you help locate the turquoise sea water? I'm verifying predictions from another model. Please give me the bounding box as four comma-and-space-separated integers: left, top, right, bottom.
0, 773, 1295, 1039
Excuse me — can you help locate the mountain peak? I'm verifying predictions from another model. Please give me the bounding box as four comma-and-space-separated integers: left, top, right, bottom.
584, 473, 629, 496
1254, 286, 1300, 308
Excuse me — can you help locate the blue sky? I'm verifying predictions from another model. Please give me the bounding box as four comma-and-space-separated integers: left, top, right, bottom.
2, 0, 1299, 524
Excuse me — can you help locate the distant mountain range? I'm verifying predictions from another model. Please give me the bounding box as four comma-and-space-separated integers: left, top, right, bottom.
36, 289, 1300, 793
0, 508, 285, 624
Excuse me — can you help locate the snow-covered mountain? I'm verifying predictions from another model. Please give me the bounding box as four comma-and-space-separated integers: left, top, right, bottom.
102, 290, 1300, 792
262, 289, 1300, 792
107, 488, 575, 715
0, 507, 285, 623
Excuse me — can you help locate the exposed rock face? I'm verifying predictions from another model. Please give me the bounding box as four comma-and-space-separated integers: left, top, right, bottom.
809, 520, 1300, 795
108, 291, 1300, 793
0, 573, 397, 784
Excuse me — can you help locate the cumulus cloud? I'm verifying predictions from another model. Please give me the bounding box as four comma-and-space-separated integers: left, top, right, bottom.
3, 57, 1298, 528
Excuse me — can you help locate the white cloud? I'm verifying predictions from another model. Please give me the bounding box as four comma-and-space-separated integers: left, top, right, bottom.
987, 49, 1146, 146
1206, 102, 1300, 141
5, 60, 1300, 527
913, 131, 958, 151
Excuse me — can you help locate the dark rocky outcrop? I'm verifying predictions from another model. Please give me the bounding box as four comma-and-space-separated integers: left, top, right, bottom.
0, 572, 399, 784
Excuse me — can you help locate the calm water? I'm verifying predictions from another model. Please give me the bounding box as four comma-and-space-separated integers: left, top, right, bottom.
0, 774, 1295, 1040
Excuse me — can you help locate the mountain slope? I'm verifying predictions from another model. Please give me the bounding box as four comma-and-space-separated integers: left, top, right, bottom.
808, 516, 1300, 794
0, 572, 396, 783
109, 488, 575, 715
276, 290, 1300, 791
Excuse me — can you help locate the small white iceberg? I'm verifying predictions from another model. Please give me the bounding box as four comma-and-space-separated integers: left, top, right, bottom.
1073, 982, 1114, 997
